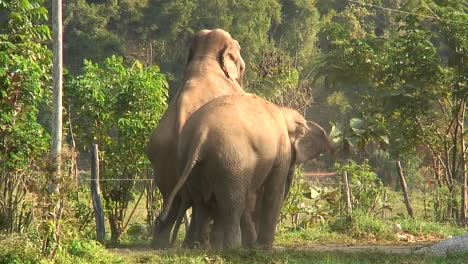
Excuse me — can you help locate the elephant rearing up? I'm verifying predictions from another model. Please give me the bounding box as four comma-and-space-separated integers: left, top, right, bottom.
146, 29, 245, 249
159, 93, 334, 249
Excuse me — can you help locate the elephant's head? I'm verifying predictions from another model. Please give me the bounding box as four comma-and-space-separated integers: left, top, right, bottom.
187, 29, 245, 86
294, 121, 336, 163
281, 108, 335, 164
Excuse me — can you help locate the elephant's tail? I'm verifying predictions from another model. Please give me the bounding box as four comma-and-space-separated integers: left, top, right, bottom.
159, 137, 203, 222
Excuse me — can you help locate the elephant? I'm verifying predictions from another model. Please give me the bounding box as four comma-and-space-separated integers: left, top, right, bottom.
159, 93, 335, 249
146, 29, 245, 249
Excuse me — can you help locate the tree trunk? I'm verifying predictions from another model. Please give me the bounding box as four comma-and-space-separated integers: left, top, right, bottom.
90, 144, 105, 242
396, 160, 414, 218
460, 106, 467, 226
50, 0, 63, 192
109, 215, 123, 244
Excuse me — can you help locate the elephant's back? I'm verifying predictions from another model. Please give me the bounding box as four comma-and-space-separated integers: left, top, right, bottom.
184, 93, 287, 158
196, 93, 274, 115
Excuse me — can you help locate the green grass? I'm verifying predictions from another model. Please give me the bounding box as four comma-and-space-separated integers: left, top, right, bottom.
276, 224, 354, 245
398, 218, 467, 238
114, 248, 468, 264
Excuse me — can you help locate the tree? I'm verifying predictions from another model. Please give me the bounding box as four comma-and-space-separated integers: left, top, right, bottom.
62, 0, 125, 74
142, 0, 281, 94
68, 56, 168, 243
314, 0, 467, 223
0, 0, 52, 232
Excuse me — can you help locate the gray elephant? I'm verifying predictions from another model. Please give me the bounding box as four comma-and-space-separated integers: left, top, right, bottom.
159, 93, 334, 249
146, 29, 245, 248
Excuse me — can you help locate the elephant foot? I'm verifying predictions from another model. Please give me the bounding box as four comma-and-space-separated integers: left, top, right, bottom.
151, 239, 170, 249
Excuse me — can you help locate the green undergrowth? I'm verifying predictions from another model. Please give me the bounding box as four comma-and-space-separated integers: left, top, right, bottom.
116, 248, 468, 264
397, 218, 467, 238
275, 212, 467, 246
0, 233, 123, 264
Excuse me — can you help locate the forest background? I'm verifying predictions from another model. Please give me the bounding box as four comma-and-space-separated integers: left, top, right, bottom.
0, 0, 467, 263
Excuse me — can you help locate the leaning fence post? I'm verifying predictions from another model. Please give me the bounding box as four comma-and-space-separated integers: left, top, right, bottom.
342, 170, 353, 215
90, 144, 105, 242
396, 160, 414, 218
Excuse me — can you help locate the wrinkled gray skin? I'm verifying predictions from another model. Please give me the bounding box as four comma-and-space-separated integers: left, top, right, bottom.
146, 29, 245, 249
159, 93, 335, 249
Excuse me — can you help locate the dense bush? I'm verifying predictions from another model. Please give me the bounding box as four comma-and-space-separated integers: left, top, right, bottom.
0, 234, 43, 264
67, 55, 168, 243
328, 210, 393, 240
54, 238, 123, 264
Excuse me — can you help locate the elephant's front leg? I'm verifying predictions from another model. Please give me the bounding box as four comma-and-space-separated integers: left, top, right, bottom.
257, 165, 288, 249
184, 203, 211, 249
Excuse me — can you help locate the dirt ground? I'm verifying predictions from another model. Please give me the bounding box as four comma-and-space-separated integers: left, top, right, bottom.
109, 242, 433, 255
272, 243, 432, 254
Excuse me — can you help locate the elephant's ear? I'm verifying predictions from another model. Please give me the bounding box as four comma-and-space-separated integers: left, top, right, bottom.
221, 42, 240, 81
295, 121, 332, 164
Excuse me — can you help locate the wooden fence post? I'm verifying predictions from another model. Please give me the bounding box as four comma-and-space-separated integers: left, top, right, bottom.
381, 189, 387, 220
90, 144, 105, 242
342, 170, 353, 215
396, 160, 414, 218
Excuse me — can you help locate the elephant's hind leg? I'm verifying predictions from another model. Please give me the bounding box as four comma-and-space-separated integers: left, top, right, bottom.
241, 191, 258, 247
257, 163, 288, 249
215, 189, 245, 249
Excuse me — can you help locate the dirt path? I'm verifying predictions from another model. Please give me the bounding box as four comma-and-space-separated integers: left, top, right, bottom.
273, 243, 431, 254
109, 242, 433, 255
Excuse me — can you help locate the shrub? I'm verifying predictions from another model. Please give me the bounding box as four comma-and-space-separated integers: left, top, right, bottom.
54, 238, 124, 264
125, 223, 149, 242
0, 234, 43, 264
328, 210, 394, 240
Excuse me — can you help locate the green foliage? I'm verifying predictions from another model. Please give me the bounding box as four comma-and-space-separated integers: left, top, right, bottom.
0, 234, 43, 264
0, 234, 124, 264
143, 0, 282, 88
313, 1, 467, 224
63, 0, 126, 74
251, 49, 310, 109
281, 161, 389, 231
397, 217, 467, 238
335, 161, 387, 215
124, 223, 149, 242
328, 210, 394, 240
330, 116, 389, 156
281, 173, 338, 229
0, 0, 51, 170
271, 0, 320, 65
64, 187, 96, 237
54, 238, 124, 264
0, 0, 51, 233
315, 0, 467, 158
68, 55, 168, 242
